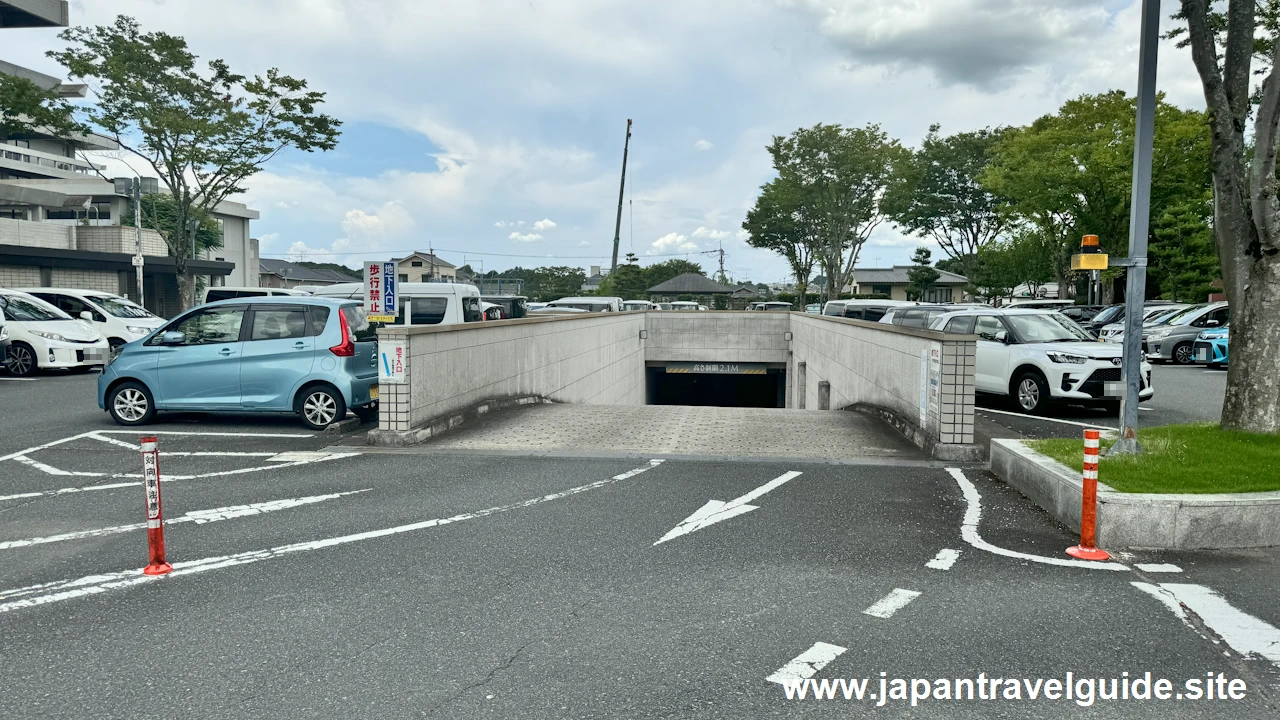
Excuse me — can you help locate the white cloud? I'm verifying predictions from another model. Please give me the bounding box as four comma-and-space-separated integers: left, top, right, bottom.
533, 218, 557, 231
694, 139, 714, 151
650, 232, 698, 254
509, 231, 544, 243
578, 240, 591, 247
692, 227, 729, 240
494, 221, 508, 227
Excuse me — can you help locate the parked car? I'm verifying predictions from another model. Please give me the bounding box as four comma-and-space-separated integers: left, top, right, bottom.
622, 300, 658, 311
880, 304, 987, 328
1004, 299, 1076, 310
0, 320, 9, 361
199, 287, 310, 304
480, 301, 505, 320
310, 282, 483, 326
1097, 304, 1188, 343
929, 308, 1153, 414
823, 299, 913, 322
805, 303, 822, 314
546, 296, 624, 312
99, 297, 379, 429
482, 295, 529, 319
666, 301, 702, 311
746, 301, 794, 311
1194, 325, 1229, 369
21, 288, 166, 349
1058, 305, 1106, 323
0, 289, 109, 377
1146, 302, 1229, 364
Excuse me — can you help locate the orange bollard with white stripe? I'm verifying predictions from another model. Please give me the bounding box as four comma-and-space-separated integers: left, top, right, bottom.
140, 436, 172, 575
1066, 429, 1111, 561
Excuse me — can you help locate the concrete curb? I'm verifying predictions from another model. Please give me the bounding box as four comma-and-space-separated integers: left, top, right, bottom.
322, 417, 363, 435
852, 403, 984, 462
366, 395, 553, 447
990, 438, 1280, 549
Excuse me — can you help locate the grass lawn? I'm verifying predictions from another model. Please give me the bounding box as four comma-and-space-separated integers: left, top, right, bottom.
1027, 423, 1280, 494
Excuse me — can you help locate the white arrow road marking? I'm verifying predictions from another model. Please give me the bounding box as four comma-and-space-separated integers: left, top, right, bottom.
946, 468, 1130, 571
653, 470, 802, 545
0, 490, 371, 551
926, 548, 960, 570
1133, 583, 1280, 668
0, 460, 665, 612
862, 588, 922, 618
766, 642, 847, 685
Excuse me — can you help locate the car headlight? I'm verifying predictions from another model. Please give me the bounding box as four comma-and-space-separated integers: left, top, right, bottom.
1046, 351, 1088, 364
126, 326, 152, 336
1148, 328, 1171, 339
0, 326, 7, 341
29, 330, 67, 342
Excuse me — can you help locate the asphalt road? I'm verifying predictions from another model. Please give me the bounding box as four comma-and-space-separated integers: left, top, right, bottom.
1, 371, 1278, 718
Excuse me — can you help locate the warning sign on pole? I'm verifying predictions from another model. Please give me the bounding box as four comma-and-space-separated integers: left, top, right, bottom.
363, 261, 399, 322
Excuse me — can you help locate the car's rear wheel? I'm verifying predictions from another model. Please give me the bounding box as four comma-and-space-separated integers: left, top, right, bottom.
1172, 342, 1195, 365
1012, 371, 1050, 415
108, 381, 156, 426
5, 342, 36, 377
297, 384, 346, 430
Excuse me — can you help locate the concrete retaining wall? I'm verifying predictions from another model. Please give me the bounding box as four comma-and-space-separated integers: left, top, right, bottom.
790, 314, 977, 449
372, 312, 646, 441
0, 217, 72, 249
645, 312, 789, 364
990, 439, 1280, 549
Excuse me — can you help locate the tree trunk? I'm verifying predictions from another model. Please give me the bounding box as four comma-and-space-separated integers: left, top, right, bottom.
177, 272, 197, 313
1219, 249, 1280, 432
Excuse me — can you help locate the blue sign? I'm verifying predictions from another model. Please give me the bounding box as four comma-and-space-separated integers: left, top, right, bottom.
382, 261, 397, 313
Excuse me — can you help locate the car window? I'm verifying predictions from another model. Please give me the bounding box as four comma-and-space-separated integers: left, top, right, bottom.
945, 316, 976, 334
310, 306, 330, 336
824, 303, 845, 316
974, 316, 1005, 341
1, 295, 68, 322
1005, 313, 1093, 342
168, 306, 245, 345
53, 295, 106, 323
410, 297, 448, 325
205, 289, 267, 303
862, 306, 889, 322
249, 306, 309, 341
341, 305, 378, 342
93, 294, 153, 318
1195, 307, 1229, 327
463, 296, 482, 322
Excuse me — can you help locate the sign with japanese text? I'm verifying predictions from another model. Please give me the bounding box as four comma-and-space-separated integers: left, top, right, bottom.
379, 337, 407, 384
363, 261, 399, 318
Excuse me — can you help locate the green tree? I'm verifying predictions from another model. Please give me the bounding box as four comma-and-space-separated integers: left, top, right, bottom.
973, 230, 1055, 300
50, 15, 341, 310
981, 91, 1211, 291
766, 123, 910, 302
597, 253, 648, 299
743, 178, 820, 309
0, 73, 84, 138
122, 194, 222, 255
1152, 198, 1220, 302
642, 258, 704, 290
893, 125, 1010, 279
712, 294, 730, 310
905, 247, 940, 301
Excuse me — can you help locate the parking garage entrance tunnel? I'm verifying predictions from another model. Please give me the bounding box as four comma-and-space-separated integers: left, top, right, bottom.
645, 363, 786, 408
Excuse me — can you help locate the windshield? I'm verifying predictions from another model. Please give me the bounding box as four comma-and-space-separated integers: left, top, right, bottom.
1161, 304, 1208, 326
0, 295, 70, 322
1091, 306, 1123, 324
1005, 313, 1094, 343
1144, 307, 1186, 325
92, 294, 155, 319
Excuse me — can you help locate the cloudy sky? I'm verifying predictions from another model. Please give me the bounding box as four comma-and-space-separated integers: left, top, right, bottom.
5, 0, 1206, 283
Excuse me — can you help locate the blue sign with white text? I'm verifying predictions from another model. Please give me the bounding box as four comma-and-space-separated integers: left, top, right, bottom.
382, 262, 397, 313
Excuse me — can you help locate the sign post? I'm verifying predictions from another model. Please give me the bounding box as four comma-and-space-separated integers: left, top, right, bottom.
140, 436, 172, 576
363, 261, 399, 323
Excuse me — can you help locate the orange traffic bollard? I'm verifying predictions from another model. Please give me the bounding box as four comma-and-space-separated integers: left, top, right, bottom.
1067, 429, 1111, 561
140, 436, 172, 575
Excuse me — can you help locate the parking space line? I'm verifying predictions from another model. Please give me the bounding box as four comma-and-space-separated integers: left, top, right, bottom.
86, 433, 141, 450
976, 407, 1117, 432
0, 432, 96, 464
86, 436, 280, 457
765, 642, 847, 685
0, 490, 371, 551
1133, 582, 1280, 668
0, 459, 665, 612
926, 548, 960, 570
12, 455, 106, 477
862, 588, 922, 618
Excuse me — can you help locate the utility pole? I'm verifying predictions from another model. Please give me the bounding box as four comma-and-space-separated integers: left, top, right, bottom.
610, 118, 633, 276
429, 245, 435, 282
1110, 0, 1160, 456
132, 180, 143, 308
717, 242, 726, 284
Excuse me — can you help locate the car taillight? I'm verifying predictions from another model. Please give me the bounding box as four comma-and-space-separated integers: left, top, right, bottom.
330, 309, 355, 357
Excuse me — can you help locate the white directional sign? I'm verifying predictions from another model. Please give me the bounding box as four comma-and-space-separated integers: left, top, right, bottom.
653, 470, 802, 545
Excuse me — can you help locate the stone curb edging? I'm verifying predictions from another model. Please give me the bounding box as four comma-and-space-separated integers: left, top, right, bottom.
989, 438, 1280, 549
851, 403, 984, 462
366, 396, 553, 447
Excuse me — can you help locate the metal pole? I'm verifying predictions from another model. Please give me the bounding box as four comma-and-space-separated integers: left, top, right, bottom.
610, 118, 633, 277
1110, 0, 1160, 456
133, 180, 144, 309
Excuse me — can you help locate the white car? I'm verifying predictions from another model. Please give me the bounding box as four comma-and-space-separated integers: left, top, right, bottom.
931, 308, 1153, 414
1096, 304, 1188, 343
547, 296, 624, 312
20, 288, 166, 349
623, 300, 658, 311
0, 289, 109, 377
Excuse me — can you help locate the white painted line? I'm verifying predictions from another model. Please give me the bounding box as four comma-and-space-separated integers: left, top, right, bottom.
0, 490, 371, 550
765, 642, 847, 685
0, 492, 43, 501
90, 433, 284, 456
0, 432, 95, 464
1131, 582, 1193, 628
1135, 583, 1280, 668
86, 433, 141, 450
266, 451, 339, 462
1135, 563, 1183, 573
862, 588, 922, 619
976, 407, 1117, 432
926, 548, 960, 570
0, 460, 665, 612
94, 430, 313, 438
945, 468, 1130, 571
11, 455, 106, 477
654, 470, 802, 545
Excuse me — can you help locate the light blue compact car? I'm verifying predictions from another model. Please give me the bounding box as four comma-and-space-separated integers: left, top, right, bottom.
98, 297, 379, 429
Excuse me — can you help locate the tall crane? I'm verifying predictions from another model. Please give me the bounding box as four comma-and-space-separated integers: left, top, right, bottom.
610, 119, 633, 277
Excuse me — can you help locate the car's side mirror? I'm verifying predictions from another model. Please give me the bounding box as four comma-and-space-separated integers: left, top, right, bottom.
159, 331, 186, 345
1206, 319, 1221, 327
995, 330, 1009, 343
79, 311, 94, 322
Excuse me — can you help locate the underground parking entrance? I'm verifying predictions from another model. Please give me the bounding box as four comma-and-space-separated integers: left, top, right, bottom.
645, 361, 786, 408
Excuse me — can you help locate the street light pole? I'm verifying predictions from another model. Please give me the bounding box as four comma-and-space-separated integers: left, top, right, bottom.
1111, 0, 1160, 456
133, 180, 144, 309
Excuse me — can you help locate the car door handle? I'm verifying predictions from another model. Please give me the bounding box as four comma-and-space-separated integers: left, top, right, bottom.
219, 348, 233, 356
294, 341, 307, 349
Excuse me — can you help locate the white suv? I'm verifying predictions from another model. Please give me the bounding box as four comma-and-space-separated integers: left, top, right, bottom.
931, 308, 1154, 414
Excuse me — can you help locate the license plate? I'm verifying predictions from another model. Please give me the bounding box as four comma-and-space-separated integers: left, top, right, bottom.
369, 385, 379, 400
1197, 349, 1209, 362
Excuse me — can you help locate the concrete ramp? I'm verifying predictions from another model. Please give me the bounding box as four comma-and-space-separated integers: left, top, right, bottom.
412, 404, 925, 461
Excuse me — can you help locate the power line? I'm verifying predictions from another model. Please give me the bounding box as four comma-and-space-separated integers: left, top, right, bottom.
260, 246, 703, 261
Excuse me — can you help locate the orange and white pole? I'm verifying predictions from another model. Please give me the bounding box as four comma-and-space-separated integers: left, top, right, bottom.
140, 436, 172, 575
1067, 429, 1111, 561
